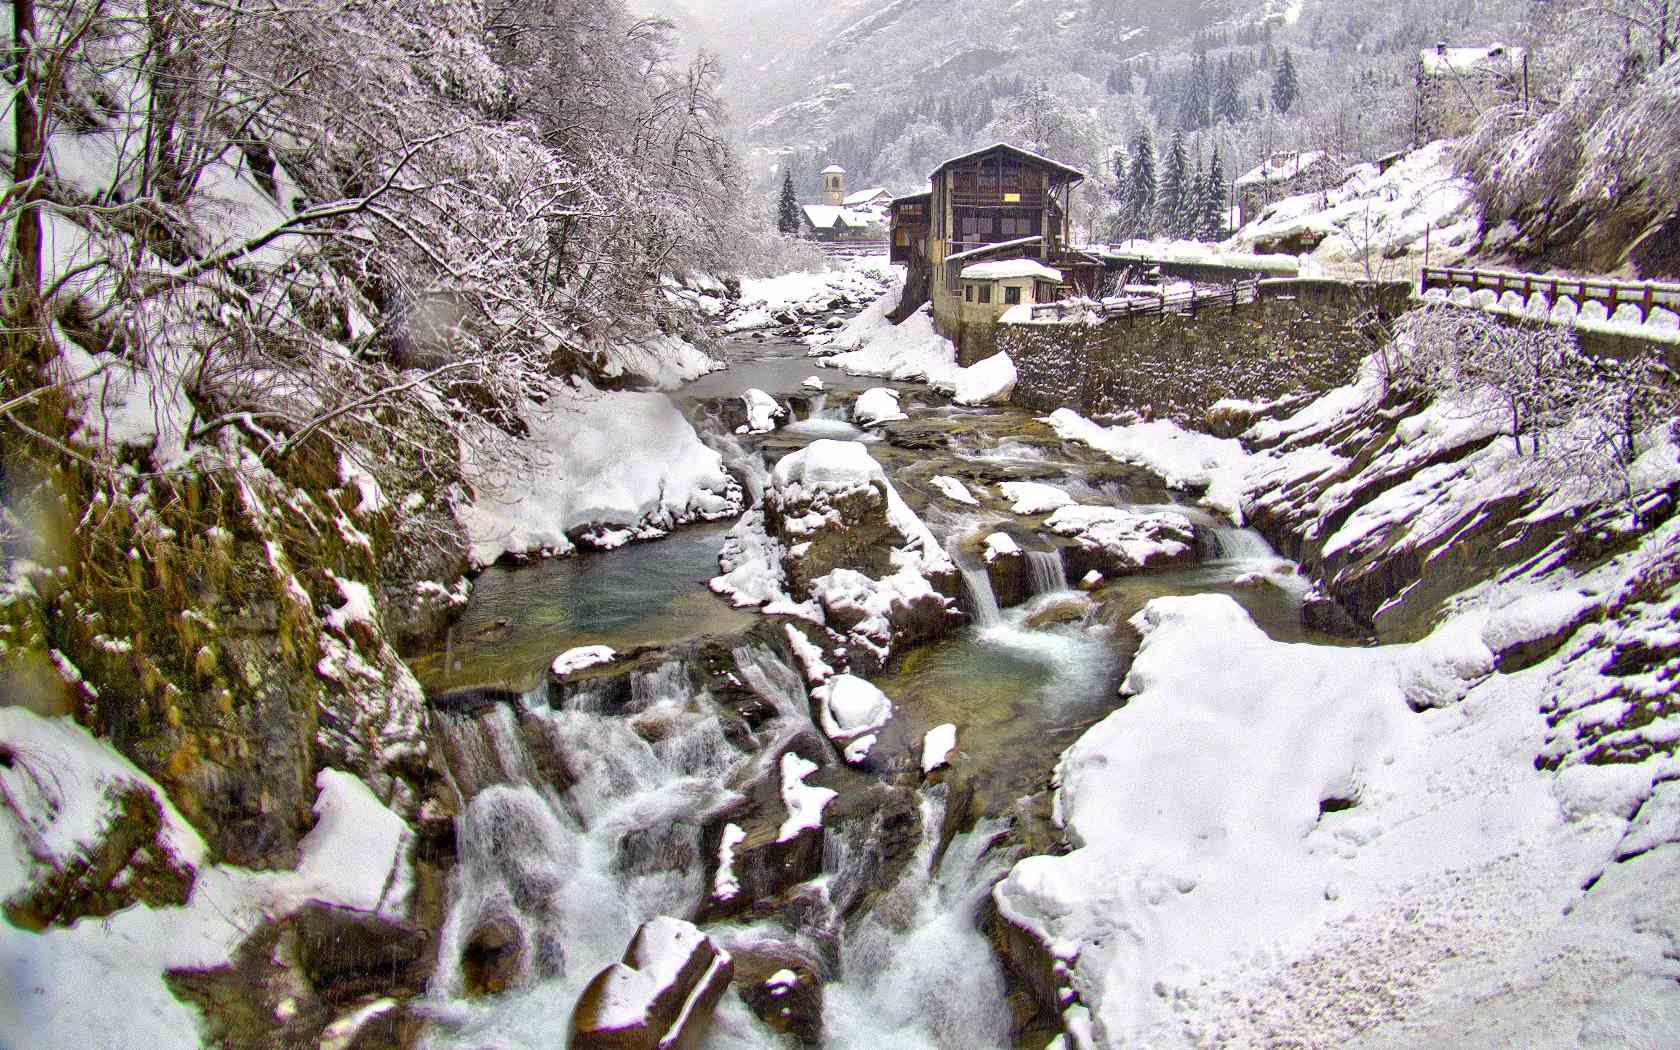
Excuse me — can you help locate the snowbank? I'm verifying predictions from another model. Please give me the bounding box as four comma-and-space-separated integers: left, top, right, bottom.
1041, 409, 1250, 522
999, 481, 1076, 515
823, 306, 958, 382
458, 378, 743, 566
992, 594, 1600, 1048
935, 351, 1017, 406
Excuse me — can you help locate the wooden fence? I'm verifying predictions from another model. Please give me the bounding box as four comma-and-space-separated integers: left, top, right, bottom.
1419, 266, 1680, 322
1027, 277, 1262, 322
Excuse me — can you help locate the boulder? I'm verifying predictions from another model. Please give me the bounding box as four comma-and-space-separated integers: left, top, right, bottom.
461, 911, 527, 997
570, 917, 734, 1050
290, 902, 430, 1005
1043, 506, 1198, 579
732, 948, 826, 1046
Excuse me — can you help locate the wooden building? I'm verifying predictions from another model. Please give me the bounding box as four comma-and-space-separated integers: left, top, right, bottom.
887, 142, 1104, 360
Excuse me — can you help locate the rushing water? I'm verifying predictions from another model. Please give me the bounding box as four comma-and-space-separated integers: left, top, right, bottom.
410, 330, 1352, 1048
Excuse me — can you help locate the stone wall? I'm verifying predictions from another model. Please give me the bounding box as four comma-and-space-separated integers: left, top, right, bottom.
1003, 279, 1414, 424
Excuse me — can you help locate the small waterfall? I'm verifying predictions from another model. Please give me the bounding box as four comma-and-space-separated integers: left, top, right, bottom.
823, 793, 1015, 1050
957, 564, 1002, 628
1207, 526, 1276, 561
1026, 549, 1069, 595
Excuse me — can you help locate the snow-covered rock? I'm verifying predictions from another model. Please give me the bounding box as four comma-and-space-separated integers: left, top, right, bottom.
458, 379, 743, 567
814, 674, 894, 746
550, 645, 618, 677
777, 753, 836, 843
853, 387, 907, 427
1043, 505, 1199, 574
824, 305, 958, 382
998, 481, 1075, 515
1041, 409, 1250, 523
736, 388, 787, 435
922, 723, 957, 774
941, 351, 1017, 406
930, 475, 981, 505
569, 916, 734, 1050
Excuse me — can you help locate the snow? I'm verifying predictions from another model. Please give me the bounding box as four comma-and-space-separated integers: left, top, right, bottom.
998, 481, 1075, 515
800, 204, 878, 231
457, 378, 742, 567
1093, 239, 1300, 276
0, 712, 413, 1050
937, 351, 1017, 406
1043, 505, 1197, 567
824, 306, 958, 382
984, 532, 1022, 562
1234, 150, 1329, 189
960, 260, 1063, 282
777, 752, 836, 842
993, 593, 1608, 1048
802, 376, 825, 391
737, 388, 786, 434
930, 475, 981, 505
550, 645, 619, 676
814, 272, 903, 353
711, 509, 790, 608
1419, 44, 1524, 76
1229, 139, 1478, 270
1041, 409, 1251, 523
770, 437, 886, 498
922, 723, 957, 774
324, 574, 377, 634
784, 624, 835, 684
713, 822, 746, 901
814, 673, 895, 742
853, 387, 907, 427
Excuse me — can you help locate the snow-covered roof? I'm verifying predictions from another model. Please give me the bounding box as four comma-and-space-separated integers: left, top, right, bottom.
931, 142, 1087, 182
843, 187, 891, 206
820, 164, 847, 175
945, 235, 1043, 264
801, 204, 877, 229
1235, 150, 1330, 188
1419, 43, 1524, 76
961, 259, 1063, 282
892, 190, 932, 205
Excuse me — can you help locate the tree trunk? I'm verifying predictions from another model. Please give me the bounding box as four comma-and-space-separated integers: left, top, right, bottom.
10, 0, 46, 339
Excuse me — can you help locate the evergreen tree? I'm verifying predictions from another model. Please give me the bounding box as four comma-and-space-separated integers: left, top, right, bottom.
1272, 48, 1299, 115
1158, 131, 1188, 238
1200, 144, 1228, 240
777, 168, 801, 236
1180, 50, 1211, 130
1214, 61, 1244, 124
1128, 128, 1157, 236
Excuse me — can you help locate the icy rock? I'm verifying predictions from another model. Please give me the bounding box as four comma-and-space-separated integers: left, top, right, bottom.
1043, 506, 1198, 577
1079, 570, 1103, 591
930, 474, 981, 505
569, 917, 734, 1050
853, 387, 907, 427
801, 376, 825, 391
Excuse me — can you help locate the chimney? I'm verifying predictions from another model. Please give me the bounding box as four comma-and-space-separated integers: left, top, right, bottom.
1436, 41, 1447, 54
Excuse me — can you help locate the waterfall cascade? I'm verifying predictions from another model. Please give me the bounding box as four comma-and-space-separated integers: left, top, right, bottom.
1207, 525, 1276, 561
957, 564, 1003, 628
1026, 550, 1069, 595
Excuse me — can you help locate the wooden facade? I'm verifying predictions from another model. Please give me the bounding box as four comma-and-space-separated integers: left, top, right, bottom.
889, 192, 931, 265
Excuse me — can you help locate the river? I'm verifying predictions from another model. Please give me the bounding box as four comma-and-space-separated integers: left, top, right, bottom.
409, 327, 1352, 1049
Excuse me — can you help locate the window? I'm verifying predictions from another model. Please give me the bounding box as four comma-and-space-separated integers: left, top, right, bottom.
978, 285, 992, 304
964, 285, 973, 302
1004, 285, 1021, 305
1003, 192, 1020, 203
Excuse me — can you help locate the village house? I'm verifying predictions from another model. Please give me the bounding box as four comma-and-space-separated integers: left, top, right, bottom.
891, 142, 1105, 361
1233, 150, 1341, 224
800, 164, 886, 243
1414, 42, 1527, 142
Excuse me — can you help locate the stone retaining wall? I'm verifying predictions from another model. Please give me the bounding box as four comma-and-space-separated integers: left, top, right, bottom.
1003, 279, 1414, 424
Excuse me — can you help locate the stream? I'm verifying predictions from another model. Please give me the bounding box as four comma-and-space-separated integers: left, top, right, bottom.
409, 329, 1351, 1048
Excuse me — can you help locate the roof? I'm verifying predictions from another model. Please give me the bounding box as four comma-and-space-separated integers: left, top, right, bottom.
945, 235, 1043, 265
891, 190, 932, 205
843, 187, 891, 206
820, 165, 847, 175
961, 260, 1064, 282
801, 204, 877, 229
1234, 150, 1331, 188
931, 142, 1086, 183
1419, 44, 1524, 76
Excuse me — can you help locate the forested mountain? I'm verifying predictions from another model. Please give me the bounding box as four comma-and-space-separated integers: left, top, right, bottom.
647, 0, 1530, 221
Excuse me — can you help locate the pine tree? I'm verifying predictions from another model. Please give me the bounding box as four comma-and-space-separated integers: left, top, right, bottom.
1180, 50, 1211, 131
1158, 131, 1188, 238
1272, 48, 1299, 116
1214, 61, 1244, 124
1200, 144, 1228, 240
777, 169, 801, 236
1128, 128, 1157, 236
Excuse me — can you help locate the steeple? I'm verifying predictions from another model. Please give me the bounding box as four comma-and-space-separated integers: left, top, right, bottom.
820, 164, 846, 206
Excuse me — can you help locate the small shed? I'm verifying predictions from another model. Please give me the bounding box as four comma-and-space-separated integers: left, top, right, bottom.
958, 258, 1064, 319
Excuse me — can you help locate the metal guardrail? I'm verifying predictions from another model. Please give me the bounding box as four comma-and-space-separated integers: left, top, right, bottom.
1419, 266, 1680, 322
1027, 277, 1263, 322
